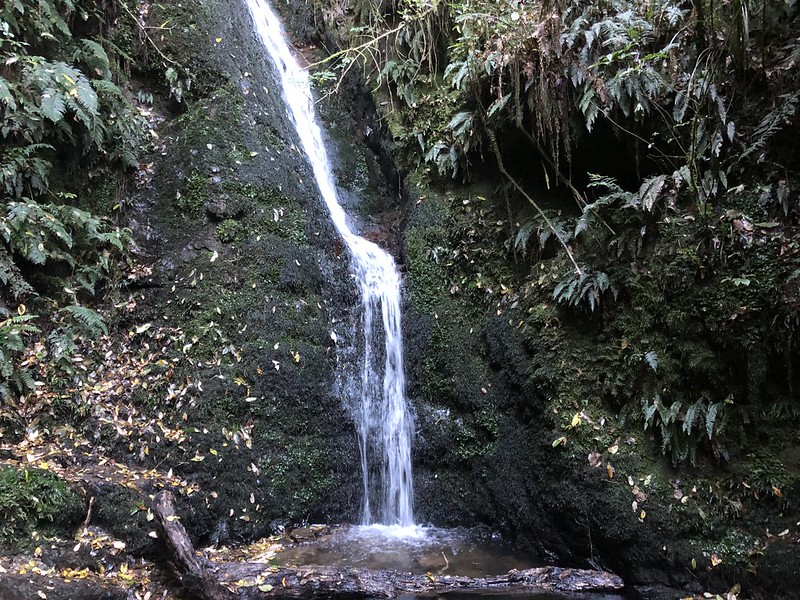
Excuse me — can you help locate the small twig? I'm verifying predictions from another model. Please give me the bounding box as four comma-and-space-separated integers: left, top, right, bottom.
113, 0, 182, 68
81, 496, 95, 531
306, 22, 406, 70
487, 129, 583, 276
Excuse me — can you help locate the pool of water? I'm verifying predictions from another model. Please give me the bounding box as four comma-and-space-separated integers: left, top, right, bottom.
273, 525, 628, 600
279, 525, 544, 577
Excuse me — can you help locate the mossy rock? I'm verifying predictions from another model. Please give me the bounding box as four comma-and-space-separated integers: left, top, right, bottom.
0, 466, 83, 545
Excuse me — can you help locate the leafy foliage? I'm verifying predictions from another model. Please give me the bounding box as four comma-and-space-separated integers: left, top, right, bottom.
553, 269, 617, 313
642, 392, 730, 465
321, 0, 800, 467
0, 0, 142, 414
0, 466, 80, 541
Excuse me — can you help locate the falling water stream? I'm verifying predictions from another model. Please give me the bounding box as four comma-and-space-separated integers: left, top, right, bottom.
245, 0, 414, 528
240, 7, 629, 598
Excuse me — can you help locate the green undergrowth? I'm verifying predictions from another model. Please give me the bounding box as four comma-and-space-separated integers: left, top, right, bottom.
0, 466, 82, 545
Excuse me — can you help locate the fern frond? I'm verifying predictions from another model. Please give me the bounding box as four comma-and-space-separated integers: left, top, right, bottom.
79, 39, 112, 79
61, 305, 108, 337
40, 88, 66, 123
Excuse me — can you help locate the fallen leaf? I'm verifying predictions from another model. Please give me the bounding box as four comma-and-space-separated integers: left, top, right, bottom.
588, 451, 602, 468
711, 553, 722, 567
608, 444, 619, 455
607, 463, 615, 479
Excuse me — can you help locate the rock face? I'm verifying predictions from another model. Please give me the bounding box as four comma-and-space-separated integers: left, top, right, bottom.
116, 0, 373, 545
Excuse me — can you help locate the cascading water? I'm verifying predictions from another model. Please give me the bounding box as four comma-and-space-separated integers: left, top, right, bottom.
245, 0, 414, 528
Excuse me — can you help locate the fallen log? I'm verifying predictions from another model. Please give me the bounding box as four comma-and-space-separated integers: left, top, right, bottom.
152, 490, 235, 600
152, 491, 625, 599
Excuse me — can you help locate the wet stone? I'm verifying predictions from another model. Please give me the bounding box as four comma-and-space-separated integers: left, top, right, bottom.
289, 527, 317, 542
204, 193, 247, 221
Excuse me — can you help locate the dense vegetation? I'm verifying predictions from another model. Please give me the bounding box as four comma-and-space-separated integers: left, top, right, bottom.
0, 0, 198, 429
314, 0, 800, 465
0, 0, 142, 414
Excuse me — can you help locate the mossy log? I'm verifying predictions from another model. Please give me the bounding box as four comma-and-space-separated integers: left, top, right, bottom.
152, 491, 625, 600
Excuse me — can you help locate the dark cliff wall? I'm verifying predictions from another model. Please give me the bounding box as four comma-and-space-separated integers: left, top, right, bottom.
115, 0, 365, 542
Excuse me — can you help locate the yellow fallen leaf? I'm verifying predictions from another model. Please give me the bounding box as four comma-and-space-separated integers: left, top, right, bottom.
570, 413, 581, 428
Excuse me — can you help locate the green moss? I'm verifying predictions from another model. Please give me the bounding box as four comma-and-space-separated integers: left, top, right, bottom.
221, 182, 307, 244
177, 172, 210, 215
216, 219, 242, 243
455, 407, 500, 460
0, 467, 82, 543
258, 434, 335, 517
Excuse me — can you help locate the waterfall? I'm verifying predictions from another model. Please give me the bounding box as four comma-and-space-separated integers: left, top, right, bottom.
245, 0, 414, 527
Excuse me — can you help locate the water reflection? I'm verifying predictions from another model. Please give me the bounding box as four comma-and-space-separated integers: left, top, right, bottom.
280, 525, 545, 577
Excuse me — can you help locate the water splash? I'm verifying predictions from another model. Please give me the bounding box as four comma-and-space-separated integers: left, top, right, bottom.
245, 0, 414, 527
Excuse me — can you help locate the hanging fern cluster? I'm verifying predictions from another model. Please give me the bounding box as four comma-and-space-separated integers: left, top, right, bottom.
317, 0, 800, 465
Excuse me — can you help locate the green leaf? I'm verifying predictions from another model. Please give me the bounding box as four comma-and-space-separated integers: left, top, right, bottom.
61, 305, 108, 337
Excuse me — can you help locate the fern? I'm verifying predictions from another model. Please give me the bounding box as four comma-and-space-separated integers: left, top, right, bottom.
0, 313, 40, 400
0, 249, 34, 300
553, 269, 617, 313
642, 389, 729, 465
78, 39, 112, 80
60, 305, 108, 337
644, 351, 658, 372
40, 88, 67, 123
739, 90, 800, 163
0, 145, 54, 198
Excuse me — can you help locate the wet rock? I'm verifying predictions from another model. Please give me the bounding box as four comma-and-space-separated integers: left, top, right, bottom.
288, 527, 317, 542
204, 193, 247, 221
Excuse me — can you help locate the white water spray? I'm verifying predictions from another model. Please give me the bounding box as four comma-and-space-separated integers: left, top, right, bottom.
246, 0, 414, 527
